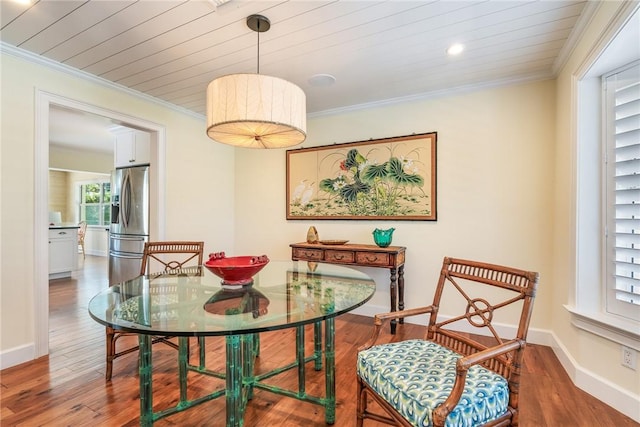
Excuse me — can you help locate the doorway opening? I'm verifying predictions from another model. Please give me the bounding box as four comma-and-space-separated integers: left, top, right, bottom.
35, 91, 166, 358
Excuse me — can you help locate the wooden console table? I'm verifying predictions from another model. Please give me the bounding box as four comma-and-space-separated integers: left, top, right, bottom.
290, 242, 406, 334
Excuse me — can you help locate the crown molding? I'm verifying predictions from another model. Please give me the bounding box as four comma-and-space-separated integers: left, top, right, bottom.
0, 42, 205, 122
552, 0, 602, 76
308, 72, 554, 119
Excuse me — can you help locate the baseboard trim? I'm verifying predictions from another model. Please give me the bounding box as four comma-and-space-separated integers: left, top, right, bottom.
0, 343, 36, 370
548, 331, 640, 423
84, 250, 108, 257
353, 304, 640, 423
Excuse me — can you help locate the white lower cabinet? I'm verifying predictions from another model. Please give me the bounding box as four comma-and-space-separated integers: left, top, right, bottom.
49, 228, 78, 279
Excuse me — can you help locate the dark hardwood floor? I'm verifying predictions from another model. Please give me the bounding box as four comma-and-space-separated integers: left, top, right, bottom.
1, 255, 637, 426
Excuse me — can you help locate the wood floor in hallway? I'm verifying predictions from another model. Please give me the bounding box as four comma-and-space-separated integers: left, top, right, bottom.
0, 255, 637, 426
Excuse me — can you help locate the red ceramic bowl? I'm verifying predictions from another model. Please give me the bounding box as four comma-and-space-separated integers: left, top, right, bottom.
204, 253, 269, 286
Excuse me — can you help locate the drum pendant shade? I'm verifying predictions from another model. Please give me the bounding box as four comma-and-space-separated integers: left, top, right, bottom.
206, 14, 307, 149
206, 73, 306, 148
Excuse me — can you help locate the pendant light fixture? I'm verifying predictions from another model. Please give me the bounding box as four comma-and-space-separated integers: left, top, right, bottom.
206, 15, 307, 149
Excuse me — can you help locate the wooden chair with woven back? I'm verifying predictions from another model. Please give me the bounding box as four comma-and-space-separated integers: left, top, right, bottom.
356, 256, 539, 427
77, 221, 87, 259
105, 240, 205, 380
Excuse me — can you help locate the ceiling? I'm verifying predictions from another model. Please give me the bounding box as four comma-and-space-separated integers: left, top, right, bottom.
48, 105, 127, 154
1, 0, 594, 152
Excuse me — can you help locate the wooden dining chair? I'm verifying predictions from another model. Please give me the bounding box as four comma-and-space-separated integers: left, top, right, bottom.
77, 221, 87, 259
356, 257, 539, 427
105, 241, 205, 380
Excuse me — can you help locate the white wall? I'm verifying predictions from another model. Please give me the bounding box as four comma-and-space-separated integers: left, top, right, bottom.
50, 145, 113, 174
0, 52, 236, 357
552, 0, 640, 414
235, 80, 555, 330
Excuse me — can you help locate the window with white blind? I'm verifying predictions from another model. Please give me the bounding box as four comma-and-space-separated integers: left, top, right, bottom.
604, 61, 640, 321
79, 181, 111, 226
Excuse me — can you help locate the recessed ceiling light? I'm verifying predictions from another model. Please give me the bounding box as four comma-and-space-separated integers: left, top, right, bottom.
12, 0, 32, 5
447, 43, 465, 56
308, 74, 336, 87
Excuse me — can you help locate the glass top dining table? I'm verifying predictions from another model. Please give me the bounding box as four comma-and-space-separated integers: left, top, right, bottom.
88, 260, 376, 426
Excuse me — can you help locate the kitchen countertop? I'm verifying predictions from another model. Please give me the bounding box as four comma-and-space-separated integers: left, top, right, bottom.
49, 224, 80, 229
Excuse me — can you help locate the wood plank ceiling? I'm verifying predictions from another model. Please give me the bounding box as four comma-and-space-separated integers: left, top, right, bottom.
1, 0, 589, 116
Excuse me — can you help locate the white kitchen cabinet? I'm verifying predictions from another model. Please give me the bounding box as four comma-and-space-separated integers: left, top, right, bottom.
49, 227, 78, 279
114, 130, 150, 167
84, 227, 109, 257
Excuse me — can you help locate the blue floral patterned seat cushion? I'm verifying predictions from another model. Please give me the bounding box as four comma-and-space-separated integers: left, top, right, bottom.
357, 339, 510, 427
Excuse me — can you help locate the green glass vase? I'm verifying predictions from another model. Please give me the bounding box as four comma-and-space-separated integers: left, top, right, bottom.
372, 228, 395, 248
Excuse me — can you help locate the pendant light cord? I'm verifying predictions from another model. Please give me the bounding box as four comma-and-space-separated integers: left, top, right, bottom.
256, 20, 260, 74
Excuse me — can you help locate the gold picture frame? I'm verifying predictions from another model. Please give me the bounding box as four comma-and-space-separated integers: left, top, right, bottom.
286, 132, 437, 220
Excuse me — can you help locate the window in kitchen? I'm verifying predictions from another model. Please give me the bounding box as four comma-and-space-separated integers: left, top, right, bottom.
79, 181, 111, 226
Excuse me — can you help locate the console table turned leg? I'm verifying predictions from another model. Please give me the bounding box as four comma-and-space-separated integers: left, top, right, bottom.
398, 265, 405, 324
390, 267, 398, 334
388, 265, 406, 334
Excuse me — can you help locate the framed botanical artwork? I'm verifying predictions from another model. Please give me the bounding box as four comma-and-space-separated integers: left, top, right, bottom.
286, 132, 437, 220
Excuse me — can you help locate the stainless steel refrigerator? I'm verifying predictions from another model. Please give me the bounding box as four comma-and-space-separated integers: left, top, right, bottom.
109, 164, 150, 285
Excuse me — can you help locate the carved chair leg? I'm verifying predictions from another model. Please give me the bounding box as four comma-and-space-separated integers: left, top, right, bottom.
356, 376, 366, 427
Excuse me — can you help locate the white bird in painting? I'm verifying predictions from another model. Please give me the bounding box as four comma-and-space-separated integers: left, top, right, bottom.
301, 183, 315, 207
292, 180, 307, 203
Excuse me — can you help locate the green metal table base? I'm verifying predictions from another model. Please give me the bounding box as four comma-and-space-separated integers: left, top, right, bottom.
139, 336, 225, 426
138, 318, 336, 426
